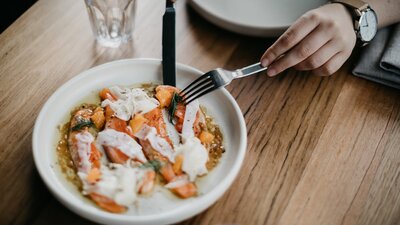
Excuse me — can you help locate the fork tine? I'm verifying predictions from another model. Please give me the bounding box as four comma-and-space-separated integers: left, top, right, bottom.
181, 77, 213, 97
184, 85, 219, 105
180, 72, 212, 94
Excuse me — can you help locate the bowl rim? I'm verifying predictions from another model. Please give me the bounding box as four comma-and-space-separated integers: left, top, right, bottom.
32, 58, 247, 224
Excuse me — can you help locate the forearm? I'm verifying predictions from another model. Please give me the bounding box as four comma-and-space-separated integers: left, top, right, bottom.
366, 0, 400, 28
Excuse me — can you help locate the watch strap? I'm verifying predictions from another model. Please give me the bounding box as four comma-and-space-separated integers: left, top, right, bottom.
331, 0, 368, 11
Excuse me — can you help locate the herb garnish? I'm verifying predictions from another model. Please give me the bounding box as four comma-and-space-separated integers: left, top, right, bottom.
168, 92, 183, 124
71, 119, 94, 131
140, 160, 162, 172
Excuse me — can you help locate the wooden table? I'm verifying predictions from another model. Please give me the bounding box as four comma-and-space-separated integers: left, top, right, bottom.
1, 0, 400, 224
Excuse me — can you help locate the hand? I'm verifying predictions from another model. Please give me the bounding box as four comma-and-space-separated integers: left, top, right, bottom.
260, 3, 357, 76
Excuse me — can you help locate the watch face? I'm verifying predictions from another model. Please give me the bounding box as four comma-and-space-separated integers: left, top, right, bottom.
359, 9, 378, 42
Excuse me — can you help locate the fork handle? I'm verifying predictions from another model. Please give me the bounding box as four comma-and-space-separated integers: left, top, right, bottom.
235, 62, 267, 78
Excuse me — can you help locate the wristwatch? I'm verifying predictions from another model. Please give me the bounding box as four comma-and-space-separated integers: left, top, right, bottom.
331, 0, 378, 46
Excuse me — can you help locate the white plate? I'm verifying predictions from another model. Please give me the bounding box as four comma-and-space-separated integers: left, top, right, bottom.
188, 0, 328, 37
32, 59, 247, 225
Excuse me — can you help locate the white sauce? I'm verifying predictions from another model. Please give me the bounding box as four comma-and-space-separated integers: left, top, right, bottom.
101, 86, 159, 121
75, 131, 95, 173
135, 124, 176, 163
162, 109, 181, 147
113, 165, 140, 205
175, 136, 208, 181
181, 99, 199, 141
96, 129, 147, 163
164, 175, 190, 189
80, 164, 149, 206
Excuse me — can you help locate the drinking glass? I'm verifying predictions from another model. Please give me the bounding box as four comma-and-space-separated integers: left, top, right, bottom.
84, 0, 137, 48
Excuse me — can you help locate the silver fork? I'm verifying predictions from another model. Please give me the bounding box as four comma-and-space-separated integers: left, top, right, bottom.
180, 62, 267, 104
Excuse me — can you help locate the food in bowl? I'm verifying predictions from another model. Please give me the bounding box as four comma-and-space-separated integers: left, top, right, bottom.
56, 84, 224, 213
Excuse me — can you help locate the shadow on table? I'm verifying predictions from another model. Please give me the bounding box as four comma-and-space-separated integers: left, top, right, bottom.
1, 0, 37, 33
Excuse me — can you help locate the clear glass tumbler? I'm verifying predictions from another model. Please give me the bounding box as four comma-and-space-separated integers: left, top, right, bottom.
84, 0, 137, 48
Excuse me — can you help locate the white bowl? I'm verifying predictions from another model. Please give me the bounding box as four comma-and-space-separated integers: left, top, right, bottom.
32, 59, 247, 225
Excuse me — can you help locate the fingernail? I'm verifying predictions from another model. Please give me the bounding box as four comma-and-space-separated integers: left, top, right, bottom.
261, 58, 269, 67
267, 67, 276, 76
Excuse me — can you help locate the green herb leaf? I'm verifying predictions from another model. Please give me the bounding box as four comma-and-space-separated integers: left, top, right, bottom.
140, 160, 162, 172
168, 92, 182, 124
71, 120, 94, 131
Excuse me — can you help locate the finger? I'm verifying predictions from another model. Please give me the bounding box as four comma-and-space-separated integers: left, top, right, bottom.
266, 25, 331, 76
311, 51, 349, 76
294, 40, 341, 71
260, 12, 320, 67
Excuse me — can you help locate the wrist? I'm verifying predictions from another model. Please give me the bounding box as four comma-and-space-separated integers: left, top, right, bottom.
330, 3, 357, 42
331, 0, 378, 46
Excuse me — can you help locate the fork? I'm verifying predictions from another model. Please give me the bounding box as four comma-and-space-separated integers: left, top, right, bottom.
180, 62, 267, 104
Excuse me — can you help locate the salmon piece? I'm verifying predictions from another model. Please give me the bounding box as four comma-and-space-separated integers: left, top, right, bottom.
102, 106, 135, 164
154, 85, 186, 133
174, 104, 186, 132
104, 146, 131, 164
104, 106, 133, 136
160, 162, 197, 198
89, 193, 126, 213
143, 108, 172, 144
90, 107, 105, 130
89, 143, 102, 169
99, 88, 117, 101
145, 88, 200, 198
160, 163, 176, 182
69, 108, 93, 128
129, 114, 148, 134
173, 182, 197, 198
89, 168, 156, 211
138, 108, 174, 163
139, 107, 173, 163
139, 138, 168, 162
87, 168, 101, 183
68, 108, 102, 172
155, 85, 179, 108
155, 86, 201, 136
138, 170, 156, 194
155, 89, 172, 108
99, 88, 138, 164
173, 154, 184, 175
174, 104, 202, 136
100, 88, 133, 136
69, 108, 127, 212
166, 147, 197, 196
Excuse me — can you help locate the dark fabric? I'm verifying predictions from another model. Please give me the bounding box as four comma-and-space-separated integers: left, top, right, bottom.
353, 23, 400, 89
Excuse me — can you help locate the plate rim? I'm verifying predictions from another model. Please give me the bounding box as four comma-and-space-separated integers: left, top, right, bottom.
32, 58, 247, 224
188, 0, 289, 37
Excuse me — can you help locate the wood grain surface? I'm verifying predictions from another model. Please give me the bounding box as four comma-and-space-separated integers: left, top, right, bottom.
1, 0, 399, 224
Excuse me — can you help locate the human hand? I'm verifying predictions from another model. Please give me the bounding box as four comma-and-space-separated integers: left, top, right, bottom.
260, 3, 356, 76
